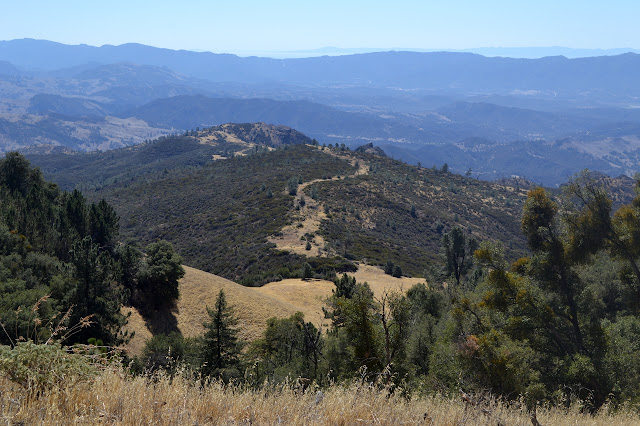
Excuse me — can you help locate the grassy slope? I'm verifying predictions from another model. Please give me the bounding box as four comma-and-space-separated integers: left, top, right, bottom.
124, 264, 423, 356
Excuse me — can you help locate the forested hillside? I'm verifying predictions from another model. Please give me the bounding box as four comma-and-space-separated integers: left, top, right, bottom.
26, 122, 312, 191
0, 152, 183, 346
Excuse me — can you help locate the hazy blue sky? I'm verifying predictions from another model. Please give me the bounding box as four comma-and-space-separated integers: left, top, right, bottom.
2, 0, 639, 53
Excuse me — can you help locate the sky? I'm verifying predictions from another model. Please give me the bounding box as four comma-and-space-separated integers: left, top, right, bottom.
2, 0, 639, 54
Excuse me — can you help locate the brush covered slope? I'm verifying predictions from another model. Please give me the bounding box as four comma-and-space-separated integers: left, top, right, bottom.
96, 144, 357, 285
26, 122, 312, 191
28, 126, 529, 284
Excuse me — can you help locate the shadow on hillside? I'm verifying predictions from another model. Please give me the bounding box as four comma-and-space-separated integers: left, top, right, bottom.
140, 304, 180, 336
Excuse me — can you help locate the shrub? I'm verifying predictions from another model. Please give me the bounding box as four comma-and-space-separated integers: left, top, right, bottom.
392, 265, 403, 278
384, 260, 395, 275
0, 342, 98, 395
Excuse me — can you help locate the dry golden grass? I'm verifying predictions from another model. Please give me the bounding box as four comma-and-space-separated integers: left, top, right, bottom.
123, 266, 305, 356
121, 306, 152, 356
352, 264, 426, 295
175, 266, 304, 342
2, 370, 638, 425
255, 278, 336, 329
124, 264, 427, 356
255, 266, 426, 329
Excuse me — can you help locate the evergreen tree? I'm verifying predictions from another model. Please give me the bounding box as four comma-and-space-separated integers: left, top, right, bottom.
384, 259, 394, 275
67, 236, 127, 345
302, 262, 313, 279
392, 265, 403, 278
89, 199, 119, 252
137, 240, 184, 309
442, 226, 477, 287
201, 290, 243, 380
333, 273, 356, 299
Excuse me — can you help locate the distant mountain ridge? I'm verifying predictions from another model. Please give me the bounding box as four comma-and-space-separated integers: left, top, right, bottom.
243, 46, 640, 59
2, 39, 640, 97
3, 39, 640, 186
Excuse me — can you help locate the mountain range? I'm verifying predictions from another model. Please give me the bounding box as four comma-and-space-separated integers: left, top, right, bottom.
2, 39, 640, 185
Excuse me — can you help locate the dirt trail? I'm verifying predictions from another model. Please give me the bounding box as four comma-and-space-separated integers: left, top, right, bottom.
268, 147, 370, 256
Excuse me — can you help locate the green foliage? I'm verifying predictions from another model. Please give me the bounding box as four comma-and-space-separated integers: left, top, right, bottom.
325, 280, 431, 382
16, 135, 640, 410
89, 199, 119, 251
137, 332, 199, 374
442, 226, 478, 287
337, 283, 381, 373
384, 259, 394, 275
405, 283, 445, 376
248, 312, 324, 384
137, 240, 185, 309
0, 153, 139, 347
333, 273, 356, 299
302, 262, 313, 280
392, 265, 402, 278
0, 342, 98, 395
95, 145, 355, 286
288, 176, 299, 196
67, 236, 127, 345
201, 290, 244, 381
317, 152, 526, 277
603, 316, 640, 404
35, 141, 526, 283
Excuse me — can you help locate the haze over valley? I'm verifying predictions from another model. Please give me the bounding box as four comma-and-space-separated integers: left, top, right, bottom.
2, 39, 640, 184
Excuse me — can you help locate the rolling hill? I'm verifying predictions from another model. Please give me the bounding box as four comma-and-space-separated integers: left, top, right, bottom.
3, 40, 640, 185
27, 124, 529, 285
124, 264, 426, 356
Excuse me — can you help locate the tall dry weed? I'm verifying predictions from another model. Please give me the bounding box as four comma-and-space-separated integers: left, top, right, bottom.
1, 367, 639, 425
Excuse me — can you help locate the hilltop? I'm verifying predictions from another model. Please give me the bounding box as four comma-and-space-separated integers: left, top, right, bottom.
25, 122, 311, 191
28, 125, 529, 284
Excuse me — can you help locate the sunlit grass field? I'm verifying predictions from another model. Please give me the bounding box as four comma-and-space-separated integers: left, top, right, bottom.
2, 369, 639, 425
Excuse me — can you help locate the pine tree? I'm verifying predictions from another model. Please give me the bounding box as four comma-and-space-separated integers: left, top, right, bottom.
442, 226, 477, 287
384, 259, 395, 275
137, 240, 184, 309
201, 290, 243, 379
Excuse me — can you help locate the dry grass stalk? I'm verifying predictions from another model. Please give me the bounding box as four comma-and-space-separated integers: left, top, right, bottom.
1, 369, 639, 425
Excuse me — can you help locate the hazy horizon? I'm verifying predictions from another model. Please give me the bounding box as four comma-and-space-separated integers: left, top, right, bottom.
3, 1, 639, 54
3, 38, 639, 60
